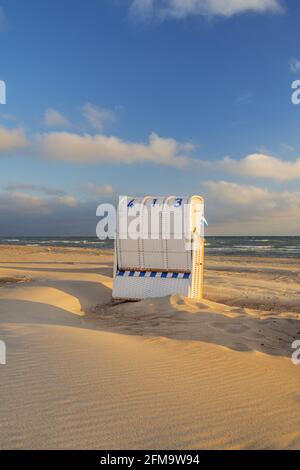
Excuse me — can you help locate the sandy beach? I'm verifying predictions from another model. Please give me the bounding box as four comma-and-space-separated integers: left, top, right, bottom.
0, 244, 299, 449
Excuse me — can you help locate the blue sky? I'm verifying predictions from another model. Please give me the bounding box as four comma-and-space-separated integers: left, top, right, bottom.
0, 0, 300, 235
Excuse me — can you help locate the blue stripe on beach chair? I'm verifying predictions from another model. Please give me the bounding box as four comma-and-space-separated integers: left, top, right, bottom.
117, 270, 190, 278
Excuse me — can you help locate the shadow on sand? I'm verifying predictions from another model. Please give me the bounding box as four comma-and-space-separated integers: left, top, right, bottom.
0, 273, 298, 359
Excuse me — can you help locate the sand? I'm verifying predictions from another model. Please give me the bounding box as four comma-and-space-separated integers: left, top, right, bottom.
0, 244, 299, 449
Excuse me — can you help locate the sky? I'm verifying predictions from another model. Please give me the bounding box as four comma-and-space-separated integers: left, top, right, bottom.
0, 0, 300, 236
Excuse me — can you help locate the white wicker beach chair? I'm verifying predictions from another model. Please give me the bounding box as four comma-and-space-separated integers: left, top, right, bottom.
112, 195, 205, 301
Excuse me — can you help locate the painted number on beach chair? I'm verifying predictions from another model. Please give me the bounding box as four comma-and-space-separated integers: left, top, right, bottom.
174, 198, 182, 207
127, 199, 135, 208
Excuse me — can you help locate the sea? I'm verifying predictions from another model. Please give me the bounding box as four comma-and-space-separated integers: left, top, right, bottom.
0, 236, 299, 259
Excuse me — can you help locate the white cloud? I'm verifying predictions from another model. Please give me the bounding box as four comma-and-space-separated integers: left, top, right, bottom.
0, 127, 28, 154
290, 57, 300, 73
0, 123, 195, 168
4, 183, 67, 196
84, 182, 116, 197
220, 153, 300, 181
0, 190, 79, 215
0, 184, 79, 227
56, 195, 79, 207
130, 0, 282, 20
44, 108, 70, 128
82, 103, 115, 131
203, 180, 276, 207
131, 0, 154, 19
0, 192, 45, 210
202, 180, 300, 235
203, 180, 300, 215
0, 188, 96, 236
34, 131, 193, 167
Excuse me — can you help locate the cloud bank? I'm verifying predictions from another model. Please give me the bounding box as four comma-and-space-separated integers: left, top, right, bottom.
1, 124, 300, 182
220, 153, 300, 181
4, 183, 67, 196
84, 182, 116, 197
0, 183, 113, 236
34, 131, 193, 167
203, 180, 300, 235
130, 0, 283, 20
0, 178, 298, 236
0, 127, 28, 154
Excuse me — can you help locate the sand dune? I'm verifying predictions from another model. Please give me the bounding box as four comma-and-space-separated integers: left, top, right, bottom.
92, 295, 298, 357
0, 245, 299, 449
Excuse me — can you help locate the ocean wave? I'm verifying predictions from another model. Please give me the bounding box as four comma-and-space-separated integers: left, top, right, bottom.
1, 237, 299, 258
233, 245, 274, 250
